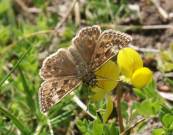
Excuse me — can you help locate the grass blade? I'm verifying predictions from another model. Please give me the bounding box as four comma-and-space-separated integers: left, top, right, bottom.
18, 65, 36, 112
0, 46, 32, 88
0, 107, 31, 135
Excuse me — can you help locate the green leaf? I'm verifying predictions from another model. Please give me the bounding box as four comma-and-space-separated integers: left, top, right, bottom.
134, 80, 160, 100
160, 105, 173, 116
0, 107, 31, 135
88, 103, 97, 117
162, 114, 173, 128
0, 25, 10, 45
152, 128, 165, 135
92, 119, 104, 135
103, 123, 119, 135
77, 118, 119, 135
133, 88, 145, 99
121, 101, 128, 120
0, 0, 10, 13
134, 80, 164, 118
142, 80, 159, 99
136, 98, 162, 117
166, 78, 173, 87
76, 119, 90, 134
158, 44, 173, 72
162, 62, 173, 72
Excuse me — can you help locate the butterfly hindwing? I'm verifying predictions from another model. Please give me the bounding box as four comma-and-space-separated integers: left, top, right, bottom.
91, 30, 132, 70
39, 78, 81, 112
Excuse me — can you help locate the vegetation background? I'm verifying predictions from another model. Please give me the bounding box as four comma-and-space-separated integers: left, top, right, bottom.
0, 0, 173, 135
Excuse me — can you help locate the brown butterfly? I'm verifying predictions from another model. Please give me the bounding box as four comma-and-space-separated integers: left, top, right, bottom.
39, 25, 132, 112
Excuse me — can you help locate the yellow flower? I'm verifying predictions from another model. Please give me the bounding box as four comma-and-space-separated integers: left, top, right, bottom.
117, 48, 143, 78
131, 67, 153, 88
117, 47, 153, 88
102, 95, 113, 122
91, 60, 119, 122
91, 60, 120, 101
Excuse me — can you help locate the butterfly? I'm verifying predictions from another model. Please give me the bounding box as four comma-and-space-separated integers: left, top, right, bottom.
39, 25, 132, 113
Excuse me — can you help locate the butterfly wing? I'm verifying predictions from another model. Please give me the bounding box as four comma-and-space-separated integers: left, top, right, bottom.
91, 30, 132, 70
40, 48, 78, 80
39, 26, 132, 113
72, 25, 101, 65
39, 48, 81, 112
39, 78, 81, 112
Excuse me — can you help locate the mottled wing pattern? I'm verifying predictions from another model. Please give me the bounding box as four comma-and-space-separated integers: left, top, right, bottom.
39, 25, 132, 113
72, 25, 101, 65
39, 48, 80, 112
39, 78, 81, 112
40, 48, 77, 80
91, 30, 132, 70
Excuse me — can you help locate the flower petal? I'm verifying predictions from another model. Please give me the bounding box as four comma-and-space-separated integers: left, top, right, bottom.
131, 67, 153, 88
91, 87, 107, 101
117, 48, 143, 78
95, 60, 119, 92
102, 95, 113, 122
91, 60, 119, 101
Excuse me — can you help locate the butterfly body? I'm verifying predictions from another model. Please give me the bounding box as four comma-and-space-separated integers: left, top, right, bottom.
81, 71, 97, 87
39, 25, 132, 112
68, 42, 98, 87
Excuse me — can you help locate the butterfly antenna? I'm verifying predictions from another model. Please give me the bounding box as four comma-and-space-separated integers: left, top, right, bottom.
95, 75, 114, 81
95, 83, 104, 90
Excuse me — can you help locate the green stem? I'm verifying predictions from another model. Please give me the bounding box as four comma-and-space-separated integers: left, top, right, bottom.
47, 118, 54, 135
116, 86, 124, 133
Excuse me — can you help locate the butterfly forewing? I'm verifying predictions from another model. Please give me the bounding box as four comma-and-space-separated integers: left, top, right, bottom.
91, 30, 132, 70
72, 25, 101, 65
39, 78, 81, 112
40, 48, 78, 80
39, 48, 80, 112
